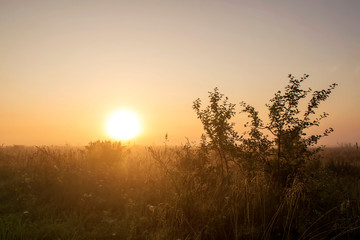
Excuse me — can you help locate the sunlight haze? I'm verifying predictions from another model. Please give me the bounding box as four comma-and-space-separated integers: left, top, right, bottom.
106, 109, 141, 141
0, 0, 359, 146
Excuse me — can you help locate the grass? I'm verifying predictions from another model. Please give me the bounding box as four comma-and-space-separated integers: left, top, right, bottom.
0, 142, 359, 239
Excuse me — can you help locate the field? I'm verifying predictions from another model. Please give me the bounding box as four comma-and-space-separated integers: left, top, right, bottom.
0, 142, 359, 240
2, 1, 360, 239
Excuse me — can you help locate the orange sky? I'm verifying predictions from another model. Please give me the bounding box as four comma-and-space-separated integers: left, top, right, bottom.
1, 0, 359, 146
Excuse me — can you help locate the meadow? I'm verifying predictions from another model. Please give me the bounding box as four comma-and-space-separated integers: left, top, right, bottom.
1, 76, 359, 239
0, 142, 359, 240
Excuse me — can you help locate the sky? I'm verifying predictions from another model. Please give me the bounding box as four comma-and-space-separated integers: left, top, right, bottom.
0, 0, 359, 146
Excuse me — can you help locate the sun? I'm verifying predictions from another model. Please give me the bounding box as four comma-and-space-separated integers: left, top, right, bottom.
106, 109, 142, 141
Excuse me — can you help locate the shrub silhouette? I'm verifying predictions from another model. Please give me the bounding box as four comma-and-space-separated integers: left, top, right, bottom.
193, 88, 240, 182
194, 74, 337, 185
86, 140, 125, 167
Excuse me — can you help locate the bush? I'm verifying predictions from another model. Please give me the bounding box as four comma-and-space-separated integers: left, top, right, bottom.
194, 74, 337, 185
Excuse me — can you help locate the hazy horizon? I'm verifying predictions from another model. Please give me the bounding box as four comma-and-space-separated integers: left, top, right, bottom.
1, 0, 359, 146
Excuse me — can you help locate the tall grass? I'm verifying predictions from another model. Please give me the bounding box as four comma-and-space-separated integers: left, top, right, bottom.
0, 142, 359, 239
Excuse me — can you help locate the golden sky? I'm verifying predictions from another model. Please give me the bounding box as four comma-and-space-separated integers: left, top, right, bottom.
1, 0, 359, 146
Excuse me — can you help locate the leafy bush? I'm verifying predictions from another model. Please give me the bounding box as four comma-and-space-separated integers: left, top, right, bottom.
194, 74, 337, 185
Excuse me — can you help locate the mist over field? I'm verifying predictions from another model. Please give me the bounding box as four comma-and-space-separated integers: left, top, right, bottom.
1, 0, 360, 239
1, 76, 360, 239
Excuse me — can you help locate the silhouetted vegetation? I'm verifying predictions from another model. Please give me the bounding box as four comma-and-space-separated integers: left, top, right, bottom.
0, 75, 359, 239
193, 74, 337, 186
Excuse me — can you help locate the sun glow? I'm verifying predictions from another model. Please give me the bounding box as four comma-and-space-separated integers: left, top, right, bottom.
106, 109, 142, 141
